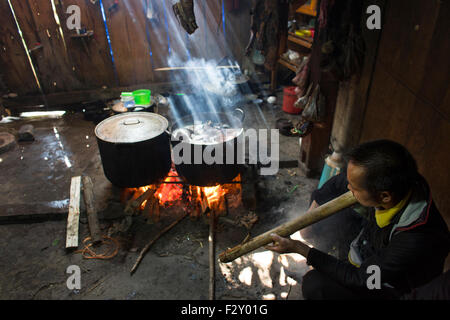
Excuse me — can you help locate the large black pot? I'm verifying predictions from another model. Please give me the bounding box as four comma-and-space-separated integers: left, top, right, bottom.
170, 109, 245, 186
95, 112, 172, 188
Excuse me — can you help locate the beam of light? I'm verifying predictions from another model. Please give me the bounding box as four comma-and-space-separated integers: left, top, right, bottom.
162, 0, 171, 55
221, 0, 226, 40
144, 0, 155, 68
20, 111, 66, 118
238, 266, 253, 286
53, 126, 72, 168
50, 0, 67, 53
7, 0, 41, 90
99, 0, 119, 84
252, 251, 274, 288
185, 32, 191, 60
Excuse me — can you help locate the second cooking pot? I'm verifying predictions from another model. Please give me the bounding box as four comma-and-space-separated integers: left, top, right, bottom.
170, 108, 245, 186
95, 112, 172, 188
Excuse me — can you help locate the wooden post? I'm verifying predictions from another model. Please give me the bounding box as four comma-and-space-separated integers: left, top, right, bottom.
219, 191, 357, 263
209, 210, 216, 300
66, 176, 81, 249
82, 176, 102, 245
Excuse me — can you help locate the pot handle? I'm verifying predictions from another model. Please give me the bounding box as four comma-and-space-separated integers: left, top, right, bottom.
234, 108, 245, 123
165, 118, 172, 136
123, 119, 141, 125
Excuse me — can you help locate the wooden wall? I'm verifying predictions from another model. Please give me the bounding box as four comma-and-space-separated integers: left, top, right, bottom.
0, 0, 251, 107
359, 0, 450, 225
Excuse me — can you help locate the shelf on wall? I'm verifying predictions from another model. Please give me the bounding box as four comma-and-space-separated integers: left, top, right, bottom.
70, 30, 94, 38
277, 57, 301, 73
288, 32, 313, 49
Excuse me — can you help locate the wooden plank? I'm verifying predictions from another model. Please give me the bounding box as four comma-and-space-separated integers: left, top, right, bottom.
145, 0, 169, 82
201, 0, 228, 61
288, 33, 312, 48
82, 176, 102, 245
278, 57, 299, 72
55, 0, 116, 89
0, 0, 40, 95
102, 0, 153, 86
376, 0, 441, 103
10, 0, 83, 93
416, 0, 450, 118
66, 176, 81, 249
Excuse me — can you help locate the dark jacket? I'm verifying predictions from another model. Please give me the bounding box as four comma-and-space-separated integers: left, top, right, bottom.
307, 172, 450, 295
401, 269, 450, 300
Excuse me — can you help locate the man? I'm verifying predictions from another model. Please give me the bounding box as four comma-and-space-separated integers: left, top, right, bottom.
266, 140, 450, 299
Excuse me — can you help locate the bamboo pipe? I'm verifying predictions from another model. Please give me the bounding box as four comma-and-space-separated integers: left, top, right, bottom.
154, 66, 240, 72
218, 191, 357, 263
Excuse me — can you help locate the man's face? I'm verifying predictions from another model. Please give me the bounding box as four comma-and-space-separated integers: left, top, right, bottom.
347, 161, 381, 207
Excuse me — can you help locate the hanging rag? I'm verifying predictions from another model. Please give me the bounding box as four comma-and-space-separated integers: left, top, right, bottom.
173, 0, 198, 34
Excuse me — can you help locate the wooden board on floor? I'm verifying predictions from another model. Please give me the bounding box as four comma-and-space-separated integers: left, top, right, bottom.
66, 176, 81, 249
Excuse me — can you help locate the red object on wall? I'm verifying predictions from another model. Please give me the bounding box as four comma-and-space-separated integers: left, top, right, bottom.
282, 86, 302, 114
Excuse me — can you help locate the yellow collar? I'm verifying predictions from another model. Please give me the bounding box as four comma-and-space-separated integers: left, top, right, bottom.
375, 191, 412, 228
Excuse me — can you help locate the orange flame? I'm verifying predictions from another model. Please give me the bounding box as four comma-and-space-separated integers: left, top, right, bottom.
155, 174, 183, 206
121, 171, 241, 212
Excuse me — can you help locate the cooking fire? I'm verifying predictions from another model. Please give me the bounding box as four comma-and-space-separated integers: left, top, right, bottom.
121, 168, 242, 223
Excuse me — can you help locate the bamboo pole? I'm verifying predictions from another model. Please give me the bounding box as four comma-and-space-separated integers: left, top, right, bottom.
154, 66, 240, 72
218, 191, 357, 263
209, 210, 216, 300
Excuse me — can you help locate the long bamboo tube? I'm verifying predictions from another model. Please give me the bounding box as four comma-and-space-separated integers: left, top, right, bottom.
154, 66, 240, 72
218, 191, 357, 263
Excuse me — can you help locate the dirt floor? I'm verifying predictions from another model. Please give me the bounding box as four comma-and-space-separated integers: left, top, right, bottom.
0, 87, 326, 300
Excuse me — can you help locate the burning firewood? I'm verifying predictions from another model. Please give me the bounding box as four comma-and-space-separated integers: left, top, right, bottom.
238, 212, 259, 230
124, 187, 156, 215
187, 186, 199, 219
120, 188, 136, 204
143, 194, 160, 224
198, 189, 208, 215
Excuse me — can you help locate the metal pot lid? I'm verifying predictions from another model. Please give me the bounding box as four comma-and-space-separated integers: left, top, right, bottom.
95, 112, 168, 143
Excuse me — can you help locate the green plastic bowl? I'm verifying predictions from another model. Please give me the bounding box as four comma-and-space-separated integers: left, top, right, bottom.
133, 89, 151, 105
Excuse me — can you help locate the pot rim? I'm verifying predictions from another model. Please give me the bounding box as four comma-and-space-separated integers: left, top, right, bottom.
95, 112, 169, 144
169, 109, 245, 145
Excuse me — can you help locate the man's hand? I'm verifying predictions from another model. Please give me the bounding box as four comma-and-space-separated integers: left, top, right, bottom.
265, 233, 311, 258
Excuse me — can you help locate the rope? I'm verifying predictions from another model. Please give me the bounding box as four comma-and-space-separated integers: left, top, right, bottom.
75, 236, 119, 260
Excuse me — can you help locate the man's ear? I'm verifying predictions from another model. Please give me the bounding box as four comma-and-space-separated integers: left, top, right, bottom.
379, 191, 392, 204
